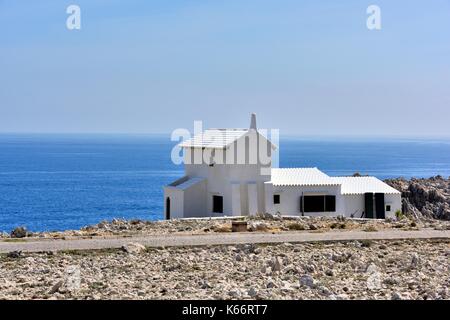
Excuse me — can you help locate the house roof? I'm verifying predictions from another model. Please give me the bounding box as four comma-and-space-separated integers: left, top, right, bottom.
270, 168, 340, 186
178, 129, 249, 149
178, 128, 276, 149
270, 168, 401, 194
330, 176, 401, 195
168, 176, 206, 190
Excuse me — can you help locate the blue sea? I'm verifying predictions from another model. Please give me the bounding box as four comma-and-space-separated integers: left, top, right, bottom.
1, 134, 449, 232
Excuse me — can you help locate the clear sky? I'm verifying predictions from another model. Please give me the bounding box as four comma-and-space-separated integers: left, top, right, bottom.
0, 0, 449, 136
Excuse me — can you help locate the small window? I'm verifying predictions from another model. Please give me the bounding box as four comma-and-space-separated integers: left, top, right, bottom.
386, 205, 391, 212
212, 195, 223, 213
273, 194, 280, 204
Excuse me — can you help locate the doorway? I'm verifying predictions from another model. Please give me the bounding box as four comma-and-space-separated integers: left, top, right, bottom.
166, 197, 170, 219
212, 195, 223, 214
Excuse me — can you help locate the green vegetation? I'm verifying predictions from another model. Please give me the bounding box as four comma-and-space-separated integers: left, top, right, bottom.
395, 210, 404, 220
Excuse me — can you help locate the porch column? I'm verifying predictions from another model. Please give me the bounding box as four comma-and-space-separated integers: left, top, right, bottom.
264, 182, 275, 215
231, 183, 241, 216
248, 183, 258, 216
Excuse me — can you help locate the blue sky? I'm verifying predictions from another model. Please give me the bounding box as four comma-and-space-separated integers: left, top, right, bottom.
0, 0, 449, 136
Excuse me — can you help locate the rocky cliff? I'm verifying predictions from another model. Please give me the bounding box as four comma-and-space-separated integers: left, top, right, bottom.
385, 176, 450, 220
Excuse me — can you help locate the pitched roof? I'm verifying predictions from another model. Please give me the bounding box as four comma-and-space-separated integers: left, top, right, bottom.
168, 177, 206, 190
270, 168, 401, 194
270, 168, 340, 186
330, 176, 401, 195
178, 129, 249, 149
178, 128, 276, 149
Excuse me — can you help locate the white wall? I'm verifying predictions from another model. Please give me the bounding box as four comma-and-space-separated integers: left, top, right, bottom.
182, 131, 273, 216
341, 194, 365, 218
248, 183, 258, 215
266, 184, 343, 217
183, 180, 207, 218
231, 183, 241, 216
384, 193, 401, 218
264, 185, 402, 219
340, 193, 401, 219
163, 187, 184, 219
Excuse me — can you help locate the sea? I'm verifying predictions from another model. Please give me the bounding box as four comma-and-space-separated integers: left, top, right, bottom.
1, 134, 449, 232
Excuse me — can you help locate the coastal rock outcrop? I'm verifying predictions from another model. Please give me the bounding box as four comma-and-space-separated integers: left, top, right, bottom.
385, 176, 450, 220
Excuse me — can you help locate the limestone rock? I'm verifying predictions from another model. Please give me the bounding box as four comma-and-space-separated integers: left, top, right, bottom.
269, 256, 283, 272
299, 274, 316, 288
10, 227, 28, 238
121, 242, 146, 254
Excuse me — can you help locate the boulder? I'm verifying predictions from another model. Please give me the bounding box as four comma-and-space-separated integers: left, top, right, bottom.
287, 222, 307, 231
121, 242, 146, 254
6, 251, 22, 259
248, 221, 269, 232
269, 256, 283, 272
308, 224, 318, 230
212, 223, 231, 233
248, 288, 258, 297
299, 274, 316, 288
10, 227, 28, 238
48, 280, 63, 294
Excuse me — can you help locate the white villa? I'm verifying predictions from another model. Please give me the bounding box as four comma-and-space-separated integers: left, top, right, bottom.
164, 114, 401, 220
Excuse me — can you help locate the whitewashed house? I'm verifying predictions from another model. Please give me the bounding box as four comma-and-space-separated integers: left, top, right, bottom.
164, 114, 401, 220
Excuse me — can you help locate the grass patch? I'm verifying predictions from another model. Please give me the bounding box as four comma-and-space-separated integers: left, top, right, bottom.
395, 210, 404, 220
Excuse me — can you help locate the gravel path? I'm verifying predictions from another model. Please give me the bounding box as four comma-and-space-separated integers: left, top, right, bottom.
1, 229, 449, 253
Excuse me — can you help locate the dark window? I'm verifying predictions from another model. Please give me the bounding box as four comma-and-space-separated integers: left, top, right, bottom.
304, 196, 325, 212
273, 194, 280, 204
303, 195, 336, 213
325, 195, 336, 212
212, 195, 223, 213
386, 205, 391, 212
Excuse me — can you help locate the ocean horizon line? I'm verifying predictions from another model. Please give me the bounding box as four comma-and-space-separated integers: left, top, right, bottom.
1, 132, 450, 142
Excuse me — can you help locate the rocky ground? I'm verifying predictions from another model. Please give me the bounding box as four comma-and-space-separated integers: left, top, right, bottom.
385, 176, 450, 220
0, 239, 448, 300
2, 215, 450, 241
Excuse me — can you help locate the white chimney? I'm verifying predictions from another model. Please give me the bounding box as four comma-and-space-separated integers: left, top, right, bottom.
250, 113, 257, 130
